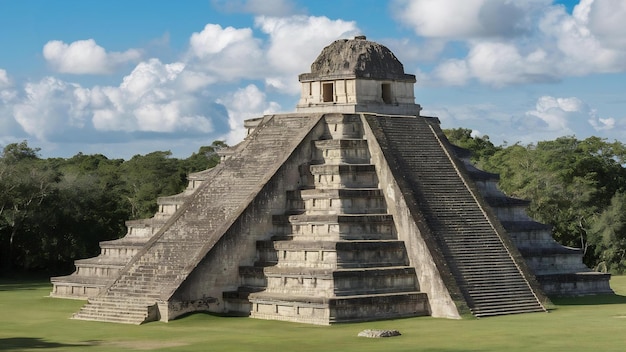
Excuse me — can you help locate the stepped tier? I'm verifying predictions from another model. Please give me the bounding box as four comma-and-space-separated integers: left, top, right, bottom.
223, 114, 429, 324
54, 112, 612, 324
50, 217, 170, 299
52, 114, 611, 324
460, 154, 612, 297
72, 114, 327, 324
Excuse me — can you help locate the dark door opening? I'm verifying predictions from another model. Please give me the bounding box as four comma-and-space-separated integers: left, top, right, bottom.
381, 83, 392, 104
323, 83, 334, 102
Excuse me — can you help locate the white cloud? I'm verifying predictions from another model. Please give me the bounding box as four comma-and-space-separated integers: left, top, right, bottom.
0, 69, 11, 88
186, 24, 264, 80
526, 96, 582, 132
217, 84, 281, 144
538, 1, 625, 75
432, 59, 470, 86
425, 95, 623, 146
256, 15, 359, 93
12, 77, 90, 140
92, 59, 220, 134
522, 96, 622, 140
183, 16, 358, 94
0, 69, 17, 104
587, 0, 626, 50
400, 0, 626, 87
43, 39, 141, 74
0, 69, 21, 138
8, 18, 349, 150
392, 0, 545, 39
6, 58, 231, 144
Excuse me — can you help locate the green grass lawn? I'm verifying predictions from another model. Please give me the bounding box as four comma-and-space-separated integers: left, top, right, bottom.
2, 277, 626, 351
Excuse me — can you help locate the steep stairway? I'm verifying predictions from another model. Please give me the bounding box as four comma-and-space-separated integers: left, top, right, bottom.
365, 115, 546, 317
50, 168, 216, 300
73, 114, 324, 324
457, 151, 613, 296
224, 114, 429, 324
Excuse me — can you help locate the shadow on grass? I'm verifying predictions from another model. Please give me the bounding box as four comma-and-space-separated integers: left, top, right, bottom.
551, 293, 626, 306
0, 337, 91, 351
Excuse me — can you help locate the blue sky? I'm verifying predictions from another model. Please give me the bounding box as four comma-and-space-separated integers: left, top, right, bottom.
1, 0, 625, 159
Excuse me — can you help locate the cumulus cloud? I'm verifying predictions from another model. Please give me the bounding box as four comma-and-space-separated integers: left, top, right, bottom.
43, 39, 141, 74
425, 95, 623, 146
0, 69, 11, 88
256, 15, 359, 93
0, 69, 22, 139
12, 77, 90, 140
6, 58, 230, 145
586, 0, 626, 50
392, 0, 542, 39
521, 96, 622, 141
4, 16, 360, 153
217, 84, 281, 144
185, 16, 359, 93
91, 59, 226, 134
186, 24, 264, 81
0, 69, 17, 104
399, 0, 626, 87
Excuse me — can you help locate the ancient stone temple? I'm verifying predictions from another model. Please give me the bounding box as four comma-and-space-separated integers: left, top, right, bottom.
51, 36, 612, 325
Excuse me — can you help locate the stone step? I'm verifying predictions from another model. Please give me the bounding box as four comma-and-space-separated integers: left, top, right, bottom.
256, 240, 410, 268
309, 164, 378, 189
286, 188, 387, 215
73, 298, 154, 325
273, 214, 395, 240
248, 291, 428, 325
323, 113, 364, 139
471, 303, 546, 317
261, 267, 418, 297
72, 314, 147, 325
365, 115, 546, 315
312, 139, 371, 164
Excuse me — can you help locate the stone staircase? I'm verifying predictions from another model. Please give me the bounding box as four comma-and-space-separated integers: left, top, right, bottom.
73, 114, 324, 324
364, 115, 547, 317
50, 168, 215, 300
456, 148, 613, 296
224, 114, 429, 324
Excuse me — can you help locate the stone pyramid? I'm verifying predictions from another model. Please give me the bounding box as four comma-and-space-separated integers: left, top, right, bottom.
51, 36, 612, 325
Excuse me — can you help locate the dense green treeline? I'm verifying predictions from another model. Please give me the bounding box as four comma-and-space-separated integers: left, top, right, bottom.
3, 131, 626, 276
0, 141, 225, 275
446, 129, 626, 273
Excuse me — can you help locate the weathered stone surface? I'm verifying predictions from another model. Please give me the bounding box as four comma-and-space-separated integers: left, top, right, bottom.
300, 36, 415, 82
357, 329, 401, 338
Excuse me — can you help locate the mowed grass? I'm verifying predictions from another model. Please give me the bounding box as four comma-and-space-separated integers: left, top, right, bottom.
2, 277, 626, 351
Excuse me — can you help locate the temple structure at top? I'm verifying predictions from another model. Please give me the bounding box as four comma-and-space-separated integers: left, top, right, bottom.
297, 36, 419, 115
51, 36, 612, 325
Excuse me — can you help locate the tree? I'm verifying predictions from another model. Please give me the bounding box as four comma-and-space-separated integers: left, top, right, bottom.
589, 192, 626, 273
444, 128, 501, 167
478, 136, 626, 268
184, 141, 227, 173
0, 143, 59, 273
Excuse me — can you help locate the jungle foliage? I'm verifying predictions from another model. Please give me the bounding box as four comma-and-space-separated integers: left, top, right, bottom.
0, 140, 225, 275
446, 128, 626, 272
2, 130, 626, 276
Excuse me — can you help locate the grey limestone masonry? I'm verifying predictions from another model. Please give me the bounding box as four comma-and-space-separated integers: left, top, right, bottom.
51, 36, 611, 325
